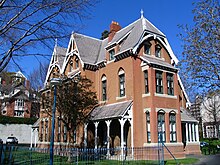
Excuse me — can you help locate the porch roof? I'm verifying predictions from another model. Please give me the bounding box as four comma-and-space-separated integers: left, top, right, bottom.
89, 100, 133, 121
181, 107, 198, 123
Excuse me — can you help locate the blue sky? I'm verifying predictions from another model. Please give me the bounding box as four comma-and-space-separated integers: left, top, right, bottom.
13, 0, 195, 77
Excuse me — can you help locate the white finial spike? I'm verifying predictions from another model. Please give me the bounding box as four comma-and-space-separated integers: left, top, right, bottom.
141, 9, 144, 18
55, 38, 58, 47
55, 38, 57, 47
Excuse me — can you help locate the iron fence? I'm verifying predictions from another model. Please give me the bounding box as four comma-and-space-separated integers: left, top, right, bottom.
0, 144, 160, 164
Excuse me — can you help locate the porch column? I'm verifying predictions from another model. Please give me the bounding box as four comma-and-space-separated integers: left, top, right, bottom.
119, 118, 126, 159
94, 122, 99, 149
84, 123, 88, 148
195, 124, 199, 142
34, 129, 37, 147
105, 120, 111, 156
192, 123, 195, 142
189, 123, 192, 142
185, 123, 189, 143
30, 129, 33, 148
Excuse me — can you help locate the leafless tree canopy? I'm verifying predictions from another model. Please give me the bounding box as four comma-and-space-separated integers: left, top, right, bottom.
179, 0, 220, 92
201, 91, 220, 136
0, 0, 97, 72
28, 61, 49, 90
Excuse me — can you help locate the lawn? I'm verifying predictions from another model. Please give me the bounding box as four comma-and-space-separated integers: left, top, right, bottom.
1, 146, 199, 165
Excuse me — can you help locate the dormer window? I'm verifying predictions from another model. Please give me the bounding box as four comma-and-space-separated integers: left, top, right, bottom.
109, 49, 115, 61
144, 42, 151, 55
155, 45, 162, 58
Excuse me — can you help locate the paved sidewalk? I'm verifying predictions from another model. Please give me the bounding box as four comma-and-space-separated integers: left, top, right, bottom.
187, 154, 220, 165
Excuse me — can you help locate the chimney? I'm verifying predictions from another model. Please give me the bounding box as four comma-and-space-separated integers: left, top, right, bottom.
26, 80, 30, 90
108, 21, 121, 42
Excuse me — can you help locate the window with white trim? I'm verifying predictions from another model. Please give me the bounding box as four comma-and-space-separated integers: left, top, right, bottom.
169, 113, 176, 142
118, 69, 125, 97
63, 124, 67, 142
101, 76, 107, 101
109, 49, 115, 61
144, 70, 149, 93
155, 45, 162, 58
144, 42, 151, 55
167, 73, 174, 95
15, 99, 24, 107
158, 111, 166, 142
156, 71, 163, 94
146, 111, 151, 143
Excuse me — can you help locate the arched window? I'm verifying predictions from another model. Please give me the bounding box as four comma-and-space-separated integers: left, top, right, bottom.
169, 112, 176, 142
155, 44, 162, 58
146, 111, 151, 143
118, 69, 125, 97
58, 118, 61, 142
101, 75, 107, 101
158, 110, 165, 142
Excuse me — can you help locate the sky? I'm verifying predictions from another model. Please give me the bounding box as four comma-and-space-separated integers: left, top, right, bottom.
12, 0, 196, 77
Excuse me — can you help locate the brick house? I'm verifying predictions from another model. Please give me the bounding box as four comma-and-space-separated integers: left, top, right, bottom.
39, 13, 200, 158
0, 71, 39, 118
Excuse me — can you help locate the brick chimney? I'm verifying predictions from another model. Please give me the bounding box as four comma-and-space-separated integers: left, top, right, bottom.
26, 80, 30, 90
108, 21, 121, 42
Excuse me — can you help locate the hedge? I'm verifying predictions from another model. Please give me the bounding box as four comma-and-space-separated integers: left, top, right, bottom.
0, 116, 38, 125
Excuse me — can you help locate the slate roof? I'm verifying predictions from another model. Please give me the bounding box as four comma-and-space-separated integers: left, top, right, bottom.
181, 107, 198, 122
89, 100, 133, 121
73, 16, 166, 65
55, 46, 67, 69
73, 33, 102, 64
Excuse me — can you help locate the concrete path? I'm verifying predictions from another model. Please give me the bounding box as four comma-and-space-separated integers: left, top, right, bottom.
193, 154, 220, 165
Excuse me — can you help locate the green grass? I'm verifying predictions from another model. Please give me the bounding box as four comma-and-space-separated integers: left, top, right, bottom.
165, 158, 198, 165
2, 147, 199, 165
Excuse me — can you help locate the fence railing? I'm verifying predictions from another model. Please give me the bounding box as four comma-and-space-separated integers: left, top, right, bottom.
1, 145, 160, 164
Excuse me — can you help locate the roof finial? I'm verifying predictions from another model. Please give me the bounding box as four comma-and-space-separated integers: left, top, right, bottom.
141, 9, 144, 18
55, 38, 58, 47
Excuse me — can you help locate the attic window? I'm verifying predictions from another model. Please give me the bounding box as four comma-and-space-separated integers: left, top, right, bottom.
109, 49, 115, 61
144, 42, 151, 55
155, 45, 162, 58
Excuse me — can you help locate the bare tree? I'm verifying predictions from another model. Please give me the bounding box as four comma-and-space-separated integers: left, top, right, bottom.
179, 0, 220, 92
28, 61, 49, 91
0, 0, 98, 72
42, 75, 98, 144
201, 91, 220, 138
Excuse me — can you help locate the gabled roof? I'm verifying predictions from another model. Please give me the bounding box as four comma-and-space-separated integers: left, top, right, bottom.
73, 33, 102, 64
89, 100, 133, 121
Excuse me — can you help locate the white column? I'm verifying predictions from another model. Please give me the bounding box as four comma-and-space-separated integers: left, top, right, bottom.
195, 124, 199, 142
185, 123, 189, 143
84, 123, 88, 148
30, 129, 33, 148
189, 123, 192, 142
192, 123, 195, 142
105, 120, 111, 156
34, 129, 37, 147
119, 118, 126, 159
94, 122, 99, 149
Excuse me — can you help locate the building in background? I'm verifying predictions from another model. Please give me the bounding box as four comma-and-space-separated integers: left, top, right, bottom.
39, 13, 200, 159
0, 71, 39, 118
